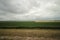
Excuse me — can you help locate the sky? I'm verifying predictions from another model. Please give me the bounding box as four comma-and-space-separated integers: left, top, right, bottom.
0, 0, 60, 21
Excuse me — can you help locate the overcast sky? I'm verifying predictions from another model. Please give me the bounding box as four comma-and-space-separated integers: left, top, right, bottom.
0, 0, 60, 21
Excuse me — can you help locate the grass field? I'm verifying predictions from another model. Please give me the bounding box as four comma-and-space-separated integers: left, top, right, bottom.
0, 21, 60, 28
0, 29, 60, 40
0, 21, 60, 40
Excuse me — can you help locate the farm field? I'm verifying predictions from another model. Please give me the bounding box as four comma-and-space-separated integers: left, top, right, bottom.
0, 29, 60, 40
0, 21, 60, 28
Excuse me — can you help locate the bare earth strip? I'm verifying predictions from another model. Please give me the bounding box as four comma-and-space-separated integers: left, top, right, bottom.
0, 29, 60, 40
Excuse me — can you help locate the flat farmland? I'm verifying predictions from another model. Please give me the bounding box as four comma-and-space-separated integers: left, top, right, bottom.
0, 21, 60, 28
0, 29, 60, 40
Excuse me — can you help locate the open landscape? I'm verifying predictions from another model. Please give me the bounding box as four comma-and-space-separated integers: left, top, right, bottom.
0, 29, 60, 40
0, 21, 60, 40
0, 0, 60, 40
0, 21, 60, 29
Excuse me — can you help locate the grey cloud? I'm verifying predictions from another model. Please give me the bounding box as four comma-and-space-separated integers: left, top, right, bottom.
0, 0, 44, 14
0, 0, 60, 21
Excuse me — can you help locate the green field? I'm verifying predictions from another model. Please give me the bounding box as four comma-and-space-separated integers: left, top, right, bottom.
0, 21, 60, 29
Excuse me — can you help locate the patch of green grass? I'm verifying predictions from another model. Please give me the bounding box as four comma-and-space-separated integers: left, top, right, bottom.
0, 21, 60, 29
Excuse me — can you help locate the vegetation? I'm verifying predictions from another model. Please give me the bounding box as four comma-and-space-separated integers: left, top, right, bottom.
0, 21, 60, 29
0, 29, 60, 40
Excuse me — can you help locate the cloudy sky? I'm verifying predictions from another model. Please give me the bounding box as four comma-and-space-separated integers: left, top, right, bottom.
0, 0, 60, 21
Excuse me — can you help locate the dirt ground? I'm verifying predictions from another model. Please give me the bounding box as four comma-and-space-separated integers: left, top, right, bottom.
0, 29, 60, 40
